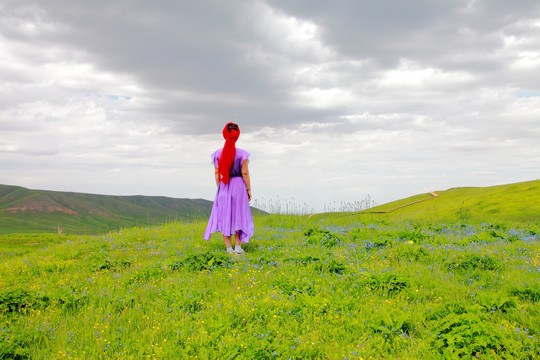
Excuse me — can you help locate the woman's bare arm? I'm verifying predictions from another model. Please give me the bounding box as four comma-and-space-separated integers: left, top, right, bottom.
241, 160, 252, 201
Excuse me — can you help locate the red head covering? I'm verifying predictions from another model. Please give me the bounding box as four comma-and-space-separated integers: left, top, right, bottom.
218, 122, 240, 185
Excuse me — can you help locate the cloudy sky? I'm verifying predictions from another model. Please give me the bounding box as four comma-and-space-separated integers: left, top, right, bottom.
1, 0, 539, 213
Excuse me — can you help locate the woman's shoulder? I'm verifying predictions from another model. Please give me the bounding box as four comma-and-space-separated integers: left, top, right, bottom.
235, 148, 250, 161
212, 148, 249, 158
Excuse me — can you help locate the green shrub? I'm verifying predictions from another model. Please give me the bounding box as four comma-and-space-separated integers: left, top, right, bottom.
55, 288, 89, 313
170, 251, 231, 271
489, 230, 504, 240
476, 293, 516, 313
365, 239, 390, 250
431, 312, 516, 358
394, 244, 429, 261
304, 228, 342, 248
347, 227, 365, 241
489, 224, 508, 231
129, 265, 163, 283
397, 229, 426, 242
315, 259, 345, 274
182, 291, 208, 313
94, 258, 131, 271
114, 295, 137, 312
511, 285, 540, 302
272, 276, 314, 296
360, 272, 409, 294
427, 302, 471, 321
0, 328, 32, 360
163, 289, 210, 313
0, 288, 50, 314
283, 255, 320, 266
368, 311, 415, 343
446, 254, 501, 272
255, 254, 281, 266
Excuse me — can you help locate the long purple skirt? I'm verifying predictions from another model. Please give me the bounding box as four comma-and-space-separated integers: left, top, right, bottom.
203, 176, 254, 243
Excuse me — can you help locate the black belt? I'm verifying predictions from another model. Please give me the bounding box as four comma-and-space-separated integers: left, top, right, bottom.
230, 174, 242, 178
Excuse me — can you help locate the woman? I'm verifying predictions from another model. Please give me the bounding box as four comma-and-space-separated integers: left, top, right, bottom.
203, 122, 254, 254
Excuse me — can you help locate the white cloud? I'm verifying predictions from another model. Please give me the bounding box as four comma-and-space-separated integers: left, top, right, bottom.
246, 1, 332, 60
0, 0, 539, 212
379, 60, 475, 88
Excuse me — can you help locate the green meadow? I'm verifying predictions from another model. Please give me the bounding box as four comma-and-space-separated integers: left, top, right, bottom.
1, 181, 539, 359
366, 179, 540, 224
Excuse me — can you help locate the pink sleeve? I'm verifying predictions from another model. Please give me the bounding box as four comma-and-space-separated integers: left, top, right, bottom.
211, 149, 221, 167
240, 149, 250, 163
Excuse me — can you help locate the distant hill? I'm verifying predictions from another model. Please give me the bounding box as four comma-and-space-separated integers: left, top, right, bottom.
363, 179, 540, 223
0, 185, 218, 235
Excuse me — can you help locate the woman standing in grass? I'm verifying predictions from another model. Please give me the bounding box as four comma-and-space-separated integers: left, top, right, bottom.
203, 122, 254, 254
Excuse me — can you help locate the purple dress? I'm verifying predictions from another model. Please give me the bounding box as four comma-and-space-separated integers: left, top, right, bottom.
203, 148, 254, 243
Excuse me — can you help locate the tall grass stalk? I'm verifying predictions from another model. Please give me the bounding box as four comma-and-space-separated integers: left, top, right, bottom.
252, 194, 377, 215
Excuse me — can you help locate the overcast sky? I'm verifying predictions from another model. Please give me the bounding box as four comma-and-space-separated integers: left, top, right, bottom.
1, 0, 539, 213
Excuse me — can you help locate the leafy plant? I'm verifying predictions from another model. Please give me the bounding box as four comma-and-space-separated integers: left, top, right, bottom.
182, 290, 209, 313
511, 285, 540, 302
283, 255, 320, 266
272, 276, 314, 296
347, 227, 365, 241
55, 288, 89, 313
0, 328, 32, 360
360, 272, 409, 294
129, 265, 164, 283
397, 229, 426, 242
368, 310, 415, 343
427, 302, 472, 321
393, 243, 429, 261
315, 259, 345, 274
0, 288, 50, 314
94, 258, 131, 271
476, 293, 516, 313
255, 254, 281, 266
446, 254, 502, 272
304, 228, 342, 248
431, 312, 515, 358
364, 239, 391, 250
170, 251, 231, 271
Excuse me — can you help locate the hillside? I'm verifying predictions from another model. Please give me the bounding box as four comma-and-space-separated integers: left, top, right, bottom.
0, 184, 215, 235
1, 213, 538, 358
363, 179, 540, 223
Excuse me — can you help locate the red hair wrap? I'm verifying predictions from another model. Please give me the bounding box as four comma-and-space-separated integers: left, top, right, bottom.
218, 122, 240, 185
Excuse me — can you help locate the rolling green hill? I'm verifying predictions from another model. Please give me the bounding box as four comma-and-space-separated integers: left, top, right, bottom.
0, 184, 216, 235
363, 179, 540, 223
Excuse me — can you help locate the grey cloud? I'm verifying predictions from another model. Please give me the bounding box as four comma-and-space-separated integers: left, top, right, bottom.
33, 2, 278, 95
1, 0, 539, 209
268, 0, 540, 74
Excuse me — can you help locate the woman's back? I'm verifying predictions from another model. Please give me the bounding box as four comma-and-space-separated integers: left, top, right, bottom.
212, 148, 250, 177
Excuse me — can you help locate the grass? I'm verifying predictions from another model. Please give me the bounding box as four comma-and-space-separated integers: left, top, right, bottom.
1, 212, 539, 359
362, 179, 540, 224
0, 233, 88, 258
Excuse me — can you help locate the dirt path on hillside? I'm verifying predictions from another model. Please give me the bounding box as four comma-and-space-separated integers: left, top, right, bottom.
372, 191, 439, 213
